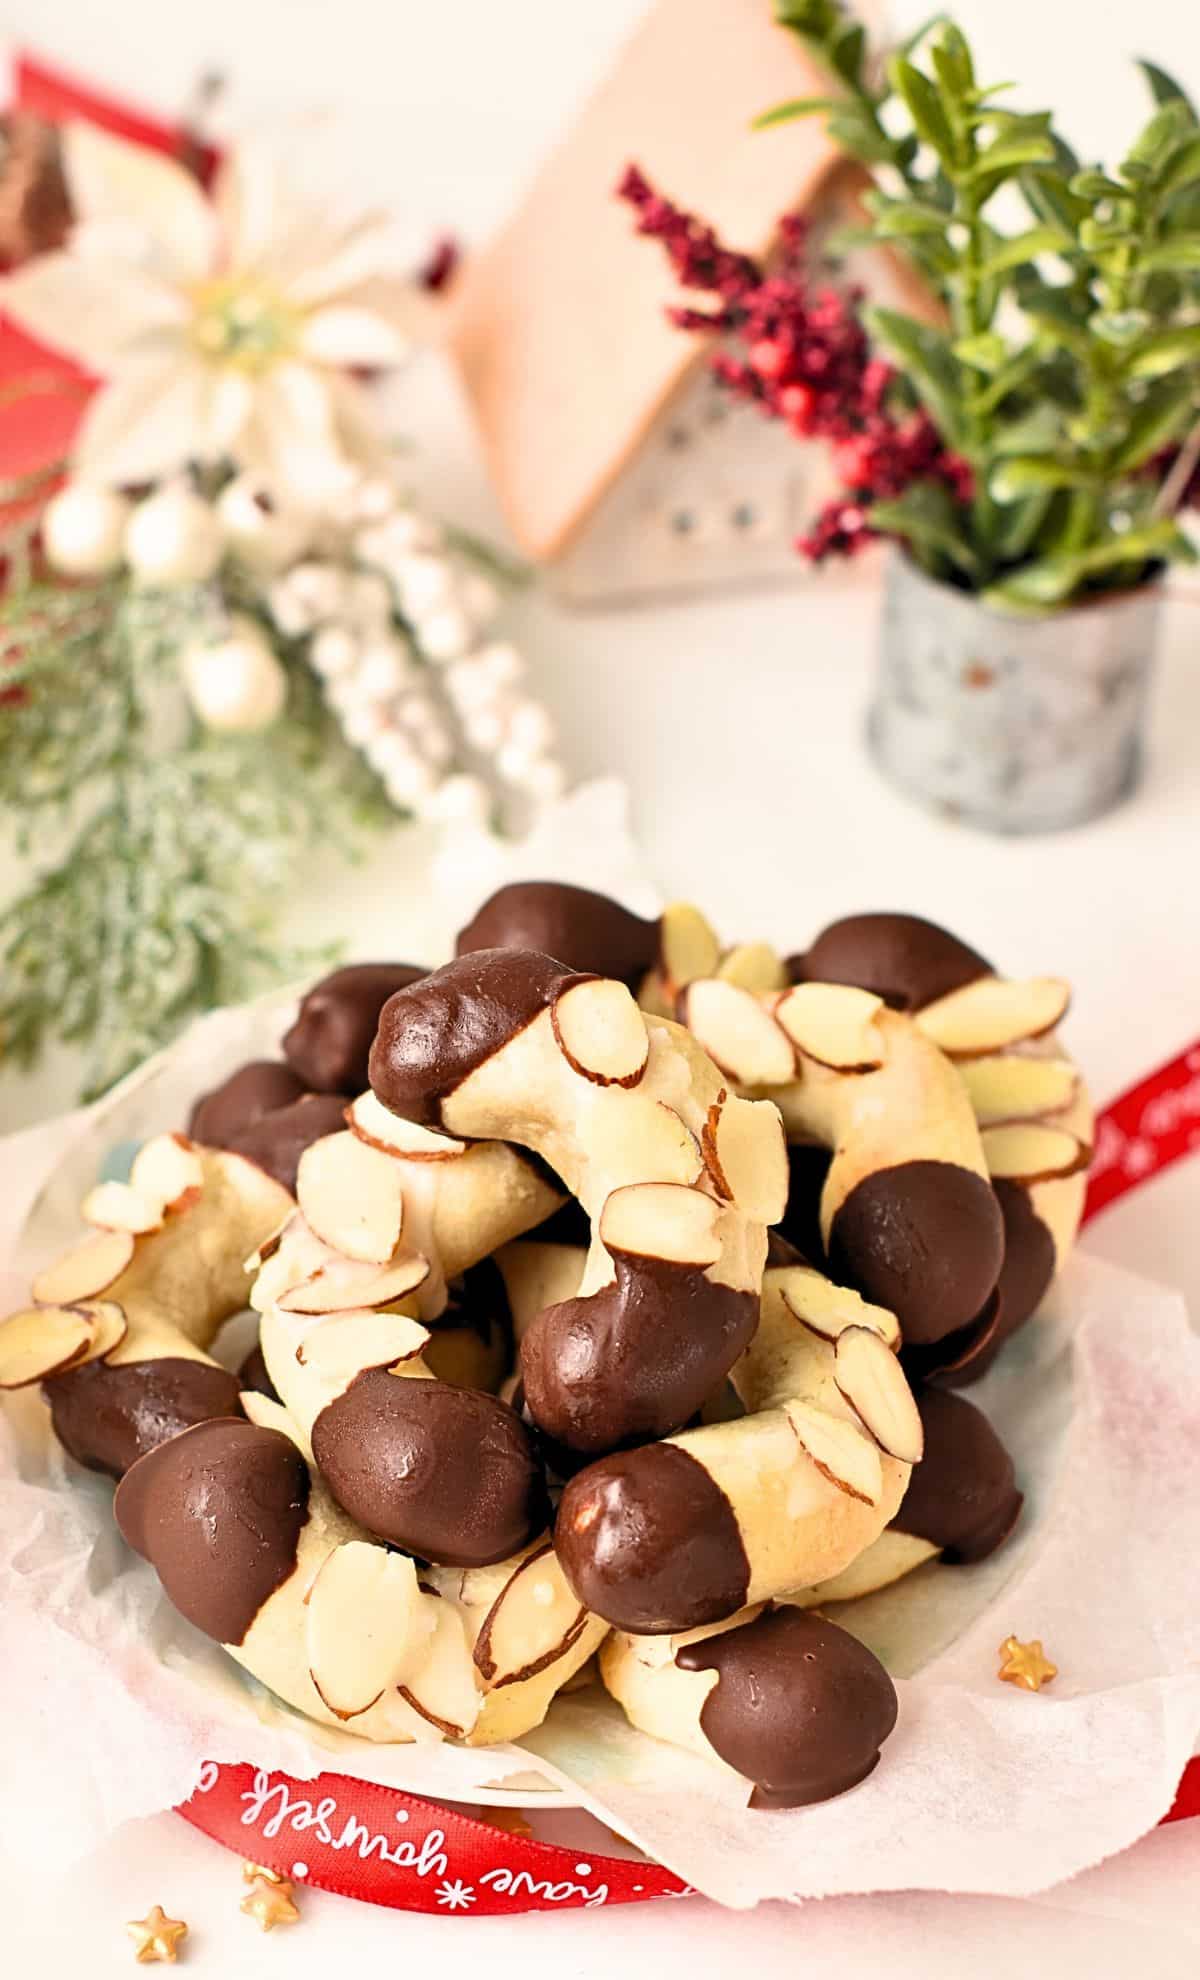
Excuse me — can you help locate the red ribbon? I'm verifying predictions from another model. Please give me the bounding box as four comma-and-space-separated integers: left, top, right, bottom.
178, 1041, 1200, 1911
13, 50, 218, 178
178, 1763, 690, 1911
1081, 1040, 1200, 1224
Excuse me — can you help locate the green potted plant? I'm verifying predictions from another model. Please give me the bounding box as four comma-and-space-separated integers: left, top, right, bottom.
621, 3, 1200, 832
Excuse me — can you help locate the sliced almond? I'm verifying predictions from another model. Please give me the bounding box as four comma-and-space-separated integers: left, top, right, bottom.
588, 1093, 703, 1189
398, 1596, 481, 1739
244, 1214, 297, 1277
0, 1305, 97, 1389
774, 982, 885, 1073
296, 1131, 405, 1264
31, 1229, 136, 1306
981, 1122, 1091, 1185
128, 1131, 205, 1212
680, 979, 796, 1087
776, 1266, 901, 1351
295, 1308, 429, 1384
70, 1299, 129, 1365
701, 1093, 788, 1224
551, 977, 649, 1089
958, 1054, 1079, 1125
715, 942, 788, 993
783, 1398, 883, 1505
917, 976, 1071, 1058
834, 1325, 924, 1463
279, 1251, 430, 1315
599, 1182, 722, 1268
346, 1090, 467, 1161
306, 1543, 426, 1721
658, 901, 721, 993
80, 1182, 164, 1236
474, 1543, 588, 1687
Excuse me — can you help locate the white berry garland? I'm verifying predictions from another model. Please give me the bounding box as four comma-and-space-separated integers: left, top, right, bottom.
42, 468, 566, 826
264, 477, 565, 823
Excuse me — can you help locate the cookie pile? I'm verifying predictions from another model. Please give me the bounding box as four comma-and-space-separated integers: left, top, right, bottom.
0, 882, 1090, 1809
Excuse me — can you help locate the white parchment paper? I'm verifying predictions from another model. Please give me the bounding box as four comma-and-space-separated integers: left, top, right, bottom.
1, 778, 1198, 1907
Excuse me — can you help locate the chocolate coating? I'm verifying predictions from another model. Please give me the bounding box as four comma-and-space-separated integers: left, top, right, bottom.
311, 1372, 548, 1567
282, 962, 427, 1094
892, 1386, 1022, 1562
828, 1159, 1005, 1346
114, 1418, 309, 1645
188, 1060, 306, 1146
556, 1441, 749, 1632
940, 1180, 1056, 1388
902, 1288, 1001, 1387
777, 1141, 833, 1266
224, 1091, 349, 1195
456, 882, 659, 988
237, 1341, 280, 1404
46, 1356, 243, 1481
789, 912, 991, 1012
369, 948, 582, 1128
677, 1606, 898, 1808
521, 1252, 758, 1455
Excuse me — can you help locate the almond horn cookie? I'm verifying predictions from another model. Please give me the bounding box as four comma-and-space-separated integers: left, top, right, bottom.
752, 1244, 1021, 1605
114, 1395, 608, 1747
0, 1135, 293, 1475
789, 1383, 1024, 1605
598, 1603, 898, 1809
554, 1242, 921, 1634
112, 1410, 488, 1742
678, 974, 1004, 1347
788, 913, 1092, 1382
367, 949, 785, 1456
249, 1133, 566, 1566
247, 1130, 612, 1734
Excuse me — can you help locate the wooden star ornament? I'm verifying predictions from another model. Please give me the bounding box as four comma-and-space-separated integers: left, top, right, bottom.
997, 1634, 1058, 1692
241, 1859, 288, 1885
125, 1904, 188, 1964
241, 1873, 301, 1931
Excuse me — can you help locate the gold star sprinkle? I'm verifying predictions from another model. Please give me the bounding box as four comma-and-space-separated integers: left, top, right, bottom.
125, 1905, 188, 1964
241, 1860, 288, 1885
241, 1874, 301, 1932
998, 1634, 1058, 1692
479, 1806, 533, 1839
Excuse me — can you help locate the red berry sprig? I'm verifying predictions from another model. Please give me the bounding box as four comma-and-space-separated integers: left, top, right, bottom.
618, 167, 972, 564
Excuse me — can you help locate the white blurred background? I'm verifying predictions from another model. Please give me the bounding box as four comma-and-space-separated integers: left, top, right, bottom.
6, 1, 1200, 248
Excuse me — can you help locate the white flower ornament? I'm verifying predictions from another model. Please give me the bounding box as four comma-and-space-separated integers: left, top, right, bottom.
0, 124, 435, 498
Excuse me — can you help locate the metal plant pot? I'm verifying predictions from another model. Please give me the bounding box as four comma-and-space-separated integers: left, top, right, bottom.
867, 551, 1164, 834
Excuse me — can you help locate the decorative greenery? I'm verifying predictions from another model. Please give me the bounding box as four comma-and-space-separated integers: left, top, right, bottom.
760, 3, 1200, 605
0, 575, 387, 1099
0, 119, 560, 1102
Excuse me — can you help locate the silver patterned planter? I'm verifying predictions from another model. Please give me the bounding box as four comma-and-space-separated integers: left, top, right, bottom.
867, 552, 1164, 834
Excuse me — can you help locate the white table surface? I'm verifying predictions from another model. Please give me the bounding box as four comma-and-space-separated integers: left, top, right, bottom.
3, 1, 1200, 1971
